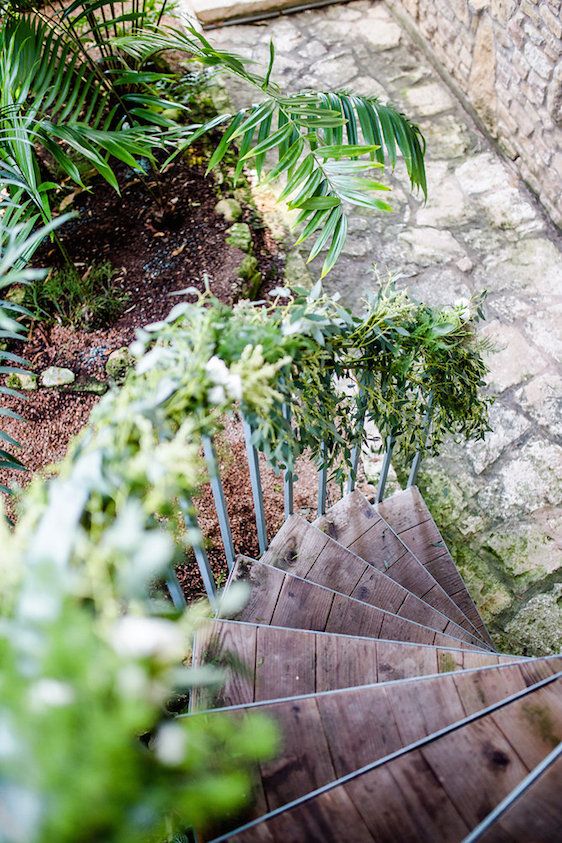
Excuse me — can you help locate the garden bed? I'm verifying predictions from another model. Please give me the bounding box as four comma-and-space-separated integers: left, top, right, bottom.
0, 149, 307, 597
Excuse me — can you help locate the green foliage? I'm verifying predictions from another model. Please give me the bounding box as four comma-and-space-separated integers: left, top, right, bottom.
113, 24, 427, 276
0, 283, 490, 840
0, 4, 188, 227
24, 260, 129, 328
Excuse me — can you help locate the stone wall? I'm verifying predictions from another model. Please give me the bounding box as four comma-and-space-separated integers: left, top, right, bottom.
386, 0, 562, 227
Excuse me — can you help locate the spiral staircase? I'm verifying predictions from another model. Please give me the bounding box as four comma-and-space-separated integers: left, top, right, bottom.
188, 485, 562, 842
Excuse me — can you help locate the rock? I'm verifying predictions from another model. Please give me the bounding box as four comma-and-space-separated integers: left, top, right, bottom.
405, 83, 454, 116
309, 53, 358, 88
283, 250, 312, 289
480, 187, 539, 230
5, 285, 26, 306
423, 115, 473, 159
226, 222, 252, 253
105, 347, 133, 384
65, 379, 108, 396
517, 374, 562, 439
398, 227, 466, 266
40, 366, 75, 387
483, 238, 562, 296
524, 304, 562, 359
465, 403, 530, 475
6, 372, 38, 391
480, 321, 547, 392
468, 14, 496, 130
416, 162, 474, 227
504, 584, 562, 656
360, 10, 402, 51
456, 257, 473, 273
404, 267, 472, 307
214, 198, 242, 223
478, 439, 562, 518
238, 254, 262, 298
455, 153, 510, 195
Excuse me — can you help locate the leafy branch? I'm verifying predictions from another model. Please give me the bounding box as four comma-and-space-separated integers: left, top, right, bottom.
114, 24, 427, 275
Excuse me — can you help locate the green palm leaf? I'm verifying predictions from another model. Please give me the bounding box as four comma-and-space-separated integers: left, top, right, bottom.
115, 22, 427, 276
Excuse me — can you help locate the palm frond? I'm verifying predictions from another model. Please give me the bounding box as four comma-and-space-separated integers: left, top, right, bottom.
115, 23, 427, 276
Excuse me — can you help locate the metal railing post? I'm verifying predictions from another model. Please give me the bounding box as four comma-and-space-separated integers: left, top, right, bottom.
241, 415, 268, 554
166, 569, 187, 610
317, 440, 328, 516
281, 400, 294, 520
179, 496, 217, 608
407, 393, 434, 489
202, 434, 235, 571
376, 435, 396, 503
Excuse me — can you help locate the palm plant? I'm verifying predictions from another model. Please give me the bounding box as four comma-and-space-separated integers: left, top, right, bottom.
0, 204, 71, 491
0, 3, 188, 231
116, 26, 427, 276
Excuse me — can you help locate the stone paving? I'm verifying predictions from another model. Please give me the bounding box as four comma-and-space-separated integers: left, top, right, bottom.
199, 0, 562, 653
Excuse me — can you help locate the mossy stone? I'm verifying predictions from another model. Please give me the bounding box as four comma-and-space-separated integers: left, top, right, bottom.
238, 254, 262, 299
6, 372, 38, 391
226, 223, 252, 253
214, 198, 242, 223
41, 366, 75, 387
105, 347, 133, 384
5, 285, 26, 306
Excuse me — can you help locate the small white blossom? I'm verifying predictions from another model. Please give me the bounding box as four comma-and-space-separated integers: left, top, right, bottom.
205, 355, 230, 385
153, 722, 187, 766
30, 679, 75, 709
110, 616, 185, 662
206, 356, 242, 400
208, 384, 226, 405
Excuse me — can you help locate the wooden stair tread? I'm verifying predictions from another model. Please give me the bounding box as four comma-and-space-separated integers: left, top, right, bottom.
219, 672, 562, 842
191, 619, 523, 709
315, 490, 486, 642
471, 744, 561, 842
227, 556, 490, 651
377, 487, 493, 647
260, 515, 490, 649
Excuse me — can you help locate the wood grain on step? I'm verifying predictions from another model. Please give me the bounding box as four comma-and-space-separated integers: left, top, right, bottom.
260, 516, 486, 648
317, 490, 487, 644
192, 620, 520, 708
226, 674, 562, 843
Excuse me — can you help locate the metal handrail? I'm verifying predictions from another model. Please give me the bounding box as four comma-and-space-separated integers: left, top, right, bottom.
185, 392, 433, 604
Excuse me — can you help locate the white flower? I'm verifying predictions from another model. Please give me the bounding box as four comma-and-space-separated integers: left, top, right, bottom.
117, 664, 148, 699
208, 384, 226, 405
30, 679, 75, 709
153, 722, 187, 766
205, 355, 230, 385
110, 616, 185, 662
226, 372, 242, 400
206, 356, 243, 401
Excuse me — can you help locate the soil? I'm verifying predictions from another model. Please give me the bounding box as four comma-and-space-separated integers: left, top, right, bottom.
1, 149, 326, 600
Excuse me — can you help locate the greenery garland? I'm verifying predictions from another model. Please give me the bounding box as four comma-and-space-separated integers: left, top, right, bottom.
0, 282, 492, 841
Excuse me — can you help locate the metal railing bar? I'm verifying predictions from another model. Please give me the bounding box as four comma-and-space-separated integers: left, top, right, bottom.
462, 742, 562, 842
241, 415, 268, 554
407, 392, 434, 489
347, 390, 366, 494
317, 440, 328, 516
179, 496, 217, 607
208, 671, 562, 843
166, 569, 187, 610
376, 435, 396, 503
281, 400, 294, 520
202, 434, 235, 572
